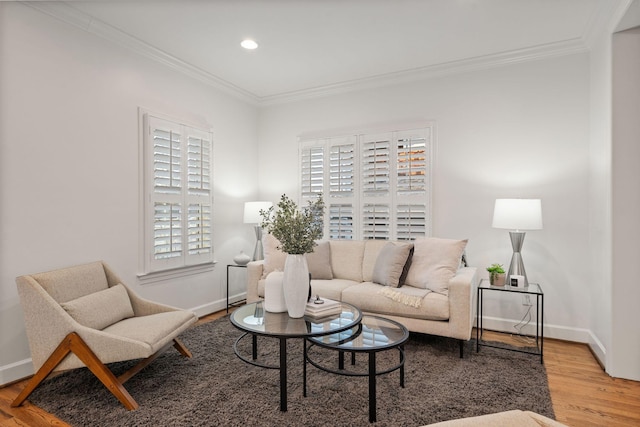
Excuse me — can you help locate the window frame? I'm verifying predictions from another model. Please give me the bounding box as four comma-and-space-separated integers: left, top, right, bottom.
139, 109, 214, 276
299, 122, 434, 241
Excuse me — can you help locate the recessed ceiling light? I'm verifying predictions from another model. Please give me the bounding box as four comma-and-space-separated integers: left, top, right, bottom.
241, 39, 258, 50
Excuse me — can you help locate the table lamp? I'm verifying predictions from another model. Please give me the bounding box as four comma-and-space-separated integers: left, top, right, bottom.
244, 201, 273, 261
492, 199, 543, 287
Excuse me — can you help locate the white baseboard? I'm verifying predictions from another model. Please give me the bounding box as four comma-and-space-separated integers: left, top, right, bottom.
0, 358, 33, 386
190, 292, 247, 318
476, 315, 593, 343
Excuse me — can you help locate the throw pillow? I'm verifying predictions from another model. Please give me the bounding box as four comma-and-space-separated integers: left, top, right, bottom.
261, 233, 287, 279
60, 283, 134, 330
305, 241, 333, 280
371, 242, 414, 288
404, 237, 468, 294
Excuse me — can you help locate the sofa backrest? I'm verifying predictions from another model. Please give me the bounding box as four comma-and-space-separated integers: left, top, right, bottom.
329, 239, 395, 282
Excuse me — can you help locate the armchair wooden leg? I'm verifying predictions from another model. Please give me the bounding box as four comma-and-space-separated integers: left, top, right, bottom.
173, 338, 192, 358
11, 332, 139, 411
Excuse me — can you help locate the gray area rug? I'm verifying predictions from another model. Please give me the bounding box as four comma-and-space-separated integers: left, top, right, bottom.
30, 315, 554, 426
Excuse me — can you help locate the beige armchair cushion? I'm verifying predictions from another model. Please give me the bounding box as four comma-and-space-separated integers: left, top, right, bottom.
61, 284, 134, 330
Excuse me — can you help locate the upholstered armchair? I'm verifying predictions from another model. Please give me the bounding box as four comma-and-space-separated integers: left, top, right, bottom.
11, 261, 198, 410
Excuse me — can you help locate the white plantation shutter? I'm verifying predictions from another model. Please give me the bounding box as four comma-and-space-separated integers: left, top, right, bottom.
329, 142, 355, 197
396, 204, 427, 240
396, 129, 428, 194
300, 124, 432, 241
300, 143, 324, 198
144, 114, 213, 273
329, 204, 354, 239
361, 134, 390, 197
362, 204, 390, 240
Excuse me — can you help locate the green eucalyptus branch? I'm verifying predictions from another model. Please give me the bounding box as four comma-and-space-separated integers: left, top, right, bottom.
259, 194, 325, 254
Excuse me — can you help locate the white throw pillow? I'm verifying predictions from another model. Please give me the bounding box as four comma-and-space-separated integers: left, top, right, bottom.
371, 242, 413, 288
61, 283, 134, 330
404, 237, 468, 294
305, 241, 333, 280
261, 233, 287, 279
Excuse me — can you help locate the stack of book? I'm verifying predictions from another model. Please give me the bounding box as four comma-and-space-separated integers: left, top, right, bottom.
304, 297, 342, 319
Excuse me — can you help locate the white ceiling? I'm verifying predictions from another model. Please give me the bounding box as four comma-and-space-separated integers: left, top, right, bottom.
50, 0, 610, 102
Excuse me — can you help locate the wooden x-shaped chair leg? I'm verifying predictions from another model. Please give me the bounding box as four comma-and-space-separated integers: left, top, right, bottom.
12, 333, 192, 411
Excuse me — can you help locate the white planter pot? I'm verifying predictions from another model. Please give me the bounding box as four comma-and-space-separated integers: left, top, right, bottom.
264, 271, 287, 313
282, 254, 310, 318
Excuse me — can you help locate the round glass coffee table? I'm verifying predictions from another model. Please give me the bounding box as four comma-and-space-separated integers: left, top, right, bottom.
304, 315, 409, 423
230, 301, 362, 412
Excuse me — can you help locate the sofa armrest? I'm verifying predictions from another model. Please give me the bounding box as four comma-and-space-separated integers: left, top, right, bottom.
246, 260, 264, 303
446, 266, 478, 340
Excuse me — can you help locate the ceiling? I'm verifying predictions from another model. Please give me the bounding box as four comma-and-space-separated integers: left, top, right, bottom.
44, 0, 611, 102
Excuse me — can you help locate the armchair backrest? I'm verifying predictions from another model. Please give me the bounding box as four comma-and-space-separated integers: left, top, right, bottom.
27, 261, 119, 304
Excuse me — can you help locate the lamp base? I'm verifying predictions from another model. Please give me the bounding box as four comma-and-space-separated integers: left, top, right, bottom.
507, 231, 529, 287
252, 225, 264, 261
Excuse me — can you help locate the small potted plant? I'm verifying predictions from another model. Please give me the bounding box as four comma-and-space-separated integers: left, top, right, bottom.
487, 263, 506, 287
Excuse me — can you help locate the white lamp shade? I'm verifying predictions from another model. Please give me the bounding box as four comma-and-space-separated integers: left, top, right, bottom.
492, 199, 543, 230
243, 201, 273, 224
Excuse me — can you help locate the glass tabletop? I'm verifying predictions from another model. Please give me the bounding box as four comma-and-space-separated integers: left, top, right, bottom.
309, 315, 409, 350
479, 279, 543, 294
230, 301, 362, 338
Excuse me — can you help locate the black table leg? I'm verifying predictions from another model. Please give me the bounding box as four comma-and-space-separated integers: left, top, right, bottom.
303, 340, 307, 397
368, 351, 377, 423
400, 345, 405, 388
252, 334, 257, 360
279, 337, 287, 411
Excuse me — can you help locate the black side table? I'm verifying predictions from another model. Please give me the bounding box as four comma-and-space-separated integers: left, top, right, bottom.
226, 264, 247, 313
476, 279, 544, 363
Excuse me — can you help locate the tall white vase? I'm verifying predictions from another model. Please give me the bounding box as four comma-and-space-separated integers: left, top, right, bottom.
264, 271, 287, 313
282, 254, 310, 318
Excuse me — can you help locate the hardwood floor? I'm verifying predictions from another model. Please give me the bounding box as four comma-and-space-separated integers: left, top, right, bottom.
1, 310, 639, 427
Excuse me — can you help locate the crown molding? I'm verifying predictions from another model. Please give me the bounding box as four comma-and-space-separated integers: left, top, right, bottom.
26, 1, 261, 106
28, 1, 593, 108
258, 38, 589, 106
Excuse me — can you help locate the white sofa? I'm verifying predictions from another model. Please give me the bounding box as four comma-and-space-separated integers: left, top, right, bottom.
246, 237, 478, 356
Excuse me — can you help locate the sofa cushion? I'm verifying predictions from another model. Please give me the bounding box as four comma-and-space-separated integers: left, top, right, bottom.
61, 284, 134, 330
342, 282, 449, 320
261, 233, 287, 279
330, 240, 365, 282
305, 241, 333, 280
362, 239, 389, 282
310, 278, 360, 301
405, 237, 468, 295
372, 242, 413, 288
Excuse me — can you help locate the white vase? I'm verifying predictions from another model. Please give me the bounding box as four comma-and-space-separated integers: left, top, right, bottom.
264, 272, 287, 313
233, 250, 251, 266
282, 254, 310, 318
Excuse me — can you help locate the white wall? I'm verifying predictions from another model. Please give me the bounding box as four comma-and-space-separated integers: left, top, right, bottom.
258, 54, 592, 342
0, 3, 259, 384
611, 27, 640, 381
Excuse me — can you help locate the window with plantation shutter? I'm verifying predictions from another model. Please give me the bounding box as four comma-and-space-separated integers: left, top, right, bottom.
143, 113, 214, 273
362, 134, 390, 197
362, 204, 390, 240
301, 144, 324, 198
300, 123, 433, 241
329, 143, 355, 197
329, 204, 354, 239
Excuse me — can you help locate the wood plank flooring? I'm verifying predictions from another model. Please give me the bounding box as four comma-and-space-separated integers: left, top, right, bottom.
1, 310, 639, 427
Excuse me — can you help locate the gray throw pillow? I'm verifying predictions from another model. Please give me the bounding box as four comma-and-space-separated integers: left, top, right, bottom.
372, 242, 414, 288
305, 241, 333, 280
